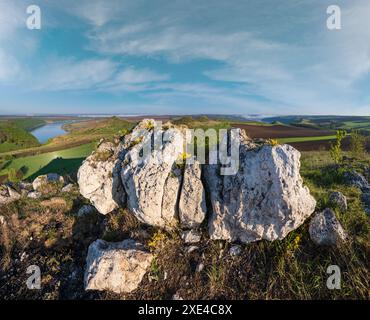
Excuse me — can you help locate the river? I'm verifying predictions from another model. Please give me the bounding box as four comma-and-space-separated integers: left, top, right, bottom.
30, 121, 68, 144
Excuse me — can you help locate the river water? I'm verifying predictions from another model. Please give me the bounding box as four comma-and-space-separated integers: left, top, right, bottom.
30, 122, 68, 144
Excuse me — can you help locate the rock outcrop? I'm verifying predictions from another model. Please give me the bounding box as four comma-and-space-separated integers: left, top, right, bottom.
204, 132, 316, 243
0, 185, 21, 205
78, 141, 126, 215
121, 124, 185, 228
84, 239, 153, 294
179, 161, 207, 228
344, 170, 369, 191
344, 170, 370, 215
309, 208, 348, 245
33, 173, 64, 192
78, 119, 316, 243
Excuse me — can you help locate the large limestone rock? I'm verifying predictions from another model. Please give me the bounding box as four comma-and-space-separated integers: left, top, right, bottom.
77, 120, 317, 244
84, 239, 153, 294
32, 173, 64, 192
204, 132, 316, 243
309, 208, 348, 245
0, 185, 21, 206
179, 161, 207, 228
78, 141, 126, 215
121, 124, 185, 228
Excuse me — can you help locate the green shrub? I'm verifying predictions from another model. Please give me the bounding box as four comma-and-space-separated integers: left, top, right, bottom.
329, 130, 346, 164
350, 130, 366, 159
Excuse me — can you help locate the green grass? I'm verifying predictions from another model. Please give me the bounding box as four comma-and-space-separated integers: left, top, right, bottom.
0, 121, 41, 153
65, 116, 134, 136
0, 142, 95, 180
11, 118, 46, 131
278, 135, 336, 144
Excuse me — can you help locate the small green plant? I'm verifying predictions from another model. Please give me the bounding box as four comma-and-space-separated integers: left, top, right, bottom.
267, 138, 279, 146
149, 257, 161, 282
329, 130, 346, 164
350, 130, 366, 159
144, 121, 155, 131
93, 150, 113, 162
175, 152, 191, 170
129, 136, 144, 148
7, 168, 19, 183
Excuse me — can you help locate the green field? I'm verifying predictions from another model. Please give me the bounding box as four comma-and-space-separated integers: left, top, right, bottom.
0, 142, 95, 180
278, 135, 336, 144
0, 121, 41, 153
10, 118, 46, 131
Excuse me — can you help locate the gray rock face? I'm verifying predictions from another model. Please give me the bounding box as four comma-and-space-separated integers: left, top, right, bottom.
329, 191, 348, 212
32, 173, 64, 192
309, 208, 348, 245
78, 141, 126, 215
344, 170, 369, 191
204, 133, 316, 243
77, 205, 97, 217
179, 161, 207, 228
0, 185, 21, 205
77, 120, 317, 244
121, 127, 184, 229
84, 239, 153, 294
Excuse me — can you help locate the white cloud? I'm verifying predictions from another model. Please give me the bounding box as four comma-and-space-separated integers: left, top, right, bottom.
0, 0, 24, 40
0, 49, 20, 81
32, 58, 117, 91
29, 58, 170, 92
114, 67, 169, 84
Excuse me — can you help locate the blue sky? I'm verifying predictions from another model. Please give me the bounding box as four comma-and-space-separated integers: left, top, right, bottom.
0, 0, 369, 115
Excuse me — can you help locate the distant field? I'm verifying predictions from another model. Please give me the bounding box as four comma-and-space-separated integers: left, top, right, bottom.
232, 123, 334, 139
0, 142, 95, 181
0, 117, 135, 159
0, 121, 41, 153
10, 118, 46, 131
278, 135, 336, 143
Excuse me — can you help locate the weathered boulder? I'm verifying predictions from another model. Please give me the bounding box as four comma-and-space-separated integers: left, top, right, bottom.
181, 229, 202, 243
329, 191, 347, 212
33, 173, 64, 192
229, 245, 242, 257
62, 183, 74, 193
77, 204, 97, 217
0, 185, 21, 205
78, 141, 126, 215
27, 191, 41, 199
121, 124, 184, 229
205, 132, 316, 243
309, 208, 348, 246
84, 239, 153, 294
344, 170, 369, 192
179, 161, 207, 228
